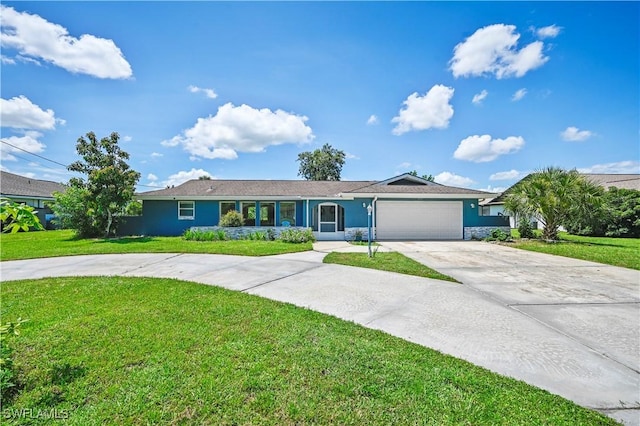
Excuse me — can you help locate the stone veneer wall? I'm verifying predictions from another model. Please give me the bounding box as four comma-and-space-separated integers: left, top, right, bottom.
464, 226, 511, 240
191, 226, 309, 240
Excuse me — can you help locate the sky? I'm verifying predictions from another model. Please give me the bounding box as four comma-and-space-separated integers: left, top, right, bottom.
1, 1, 638, 193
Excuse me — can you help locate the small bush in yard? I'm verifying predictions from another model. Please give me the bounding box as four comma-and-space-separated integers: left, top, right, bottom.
219, 210, 243, 227
183, 229, 228, 241
518, 219, 536, 239
485, 228, 511, 242
279, 228, 315, 243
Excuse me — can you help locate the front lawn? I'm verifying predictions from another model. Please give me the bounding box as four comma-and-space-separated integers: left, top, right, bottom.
324, 252, 458, 282
0, 230, 312, 261
1, 276, 614, 425
510, 232, 640, 270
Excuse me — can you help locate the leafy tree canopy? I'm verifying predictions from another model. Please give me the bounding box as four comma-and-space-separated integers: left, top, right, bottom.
297, 144, 346, 181
408, 170, 435, 182
503, 167, 603, 240
64, 131, 140, 237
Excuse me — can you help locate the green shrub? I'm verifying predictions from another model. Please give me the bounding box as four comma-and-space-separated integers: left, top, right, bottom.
485, 228, 511, 242
1, 318, 28, 400
518, 219, 535, 239
219, 210, 244, 227
279, 228, 316, 243
183, 229, 228, 241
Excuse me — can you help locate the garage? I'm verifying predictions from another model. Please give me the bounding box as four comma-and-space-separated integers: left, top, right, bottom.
376, 200, 463, 240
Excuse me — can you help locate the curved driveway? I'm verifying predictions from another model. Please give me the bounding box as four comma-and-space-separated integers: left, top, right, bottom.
2, 242, 639, 425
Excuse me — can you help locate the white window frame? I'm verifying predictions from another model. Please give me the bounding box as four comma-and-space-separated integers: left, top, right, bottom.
178, 201, 195, 220
220, 201, 236, 216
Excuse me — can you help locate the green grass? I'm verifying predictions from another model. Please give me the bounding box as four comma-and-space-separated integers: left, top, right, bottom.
323, 252, 458, 282
0, 230, 312, 261
510, 231, 640, 270
1, 276, 614, 425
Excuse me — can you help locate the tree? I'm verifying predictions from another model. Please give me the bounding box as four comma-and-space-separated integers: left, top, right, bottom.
503, 167, 603, 240
65, 131, 141, 237
198, 175, 212, 180
565, 187, 640, 238
0, 198, 44, 233
297, 143, 346, 181
408, 170, 435, 182
50, 186, 94, 236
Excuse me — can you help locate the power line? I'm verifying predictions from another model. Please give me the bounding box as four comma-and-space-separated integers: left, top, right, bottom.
0, 139, 161, 189
1, 139, 69, 168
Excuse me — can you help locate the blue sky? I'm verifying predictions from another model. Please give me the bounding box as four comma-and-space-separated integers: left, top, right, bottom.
1, 1, 638, 193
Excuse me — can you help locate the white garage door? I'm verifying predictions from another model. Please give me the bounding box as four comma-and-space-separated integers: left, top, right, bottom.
376, 201, 463, 240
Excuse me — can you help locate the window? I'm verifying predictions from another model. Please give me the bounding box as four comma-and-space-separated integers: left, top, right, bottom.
178, 201, 195, 220
220, 201, 236, 216
242, 202, 256, 226
260, 202, 275, 226
280, 202, 295, 226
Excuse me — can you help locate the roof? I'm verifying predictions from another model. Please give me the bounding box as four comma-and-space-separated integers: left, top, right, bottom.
483, 173, 640, 205
137, 173, 495, 200
583, 174, 640, 190
0, 171, 67, 199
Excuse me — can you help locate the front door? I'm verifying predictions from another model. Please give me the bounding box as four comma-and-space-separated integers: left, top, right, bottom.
319, 204, 336, 233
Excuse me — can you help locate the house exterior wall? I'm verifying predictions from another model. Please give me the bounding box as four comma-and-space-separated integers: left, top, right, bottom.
137, 199, 307, 236
131, 197, 509, 239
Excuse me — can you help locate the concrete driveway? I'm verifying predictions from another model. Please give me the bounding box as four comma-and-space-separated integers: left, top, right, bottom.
382, 240, 640, 425
2, 246, 639, 425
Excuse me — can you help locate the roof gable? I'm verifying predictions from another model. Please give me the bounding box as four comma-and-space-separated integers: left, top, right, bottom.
375, 173, 440, 187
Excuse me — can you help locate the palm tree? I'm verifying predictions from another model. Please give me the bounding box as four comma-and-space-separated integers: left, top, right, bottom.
504, 167, 603, 240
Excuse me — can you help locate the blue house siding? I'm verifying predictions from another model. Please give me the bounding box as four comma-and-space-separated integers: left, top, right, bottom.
141, 200, 219, 236
133, 196, 507, 239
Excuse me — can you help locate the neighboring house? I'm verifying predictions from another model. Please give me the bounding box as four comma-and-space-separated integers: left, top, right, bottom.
0, 171, 67, 229
480, 173, 640, 228
133, 173, 509, 240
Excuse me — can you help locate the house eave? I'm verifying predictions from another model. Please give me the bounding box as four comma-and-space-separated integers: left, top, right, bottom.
346, 192, 493, 199
137, 195, 358, 201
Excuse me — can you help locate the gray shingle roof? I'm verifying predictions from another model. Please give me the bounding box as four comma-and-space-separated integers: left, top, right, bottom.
0, 171, 66, 199
138, 177, 493, 198
583, 174, 640, 190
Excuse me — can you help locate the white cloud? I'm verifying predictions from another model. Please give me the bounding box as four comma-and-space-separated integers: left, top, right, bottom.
454, 134, 525, 163
472, 90, 488, 105
366, 115, 379, 125
121, 135, 132, 142
162, 103, 314, 160
345, 152, 359, 160
0, 131, 46, 161
490, 169, 526, 181
392, 85, 454, 135
561, 126, 593, 142
449, 24, 549, 79
512, 88, 527, 101
0, 5, 132, 79
162, 168, 214, 187
1, 54, 15, 64
188, 85, 218, 99
578, 161, 640, 174
150, 152, 163, 158
397, 162, 412, 169
434, 171, 475, 188
0, 95, 59, 130
535, 25, 562, 39
147, 173, 158, 181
